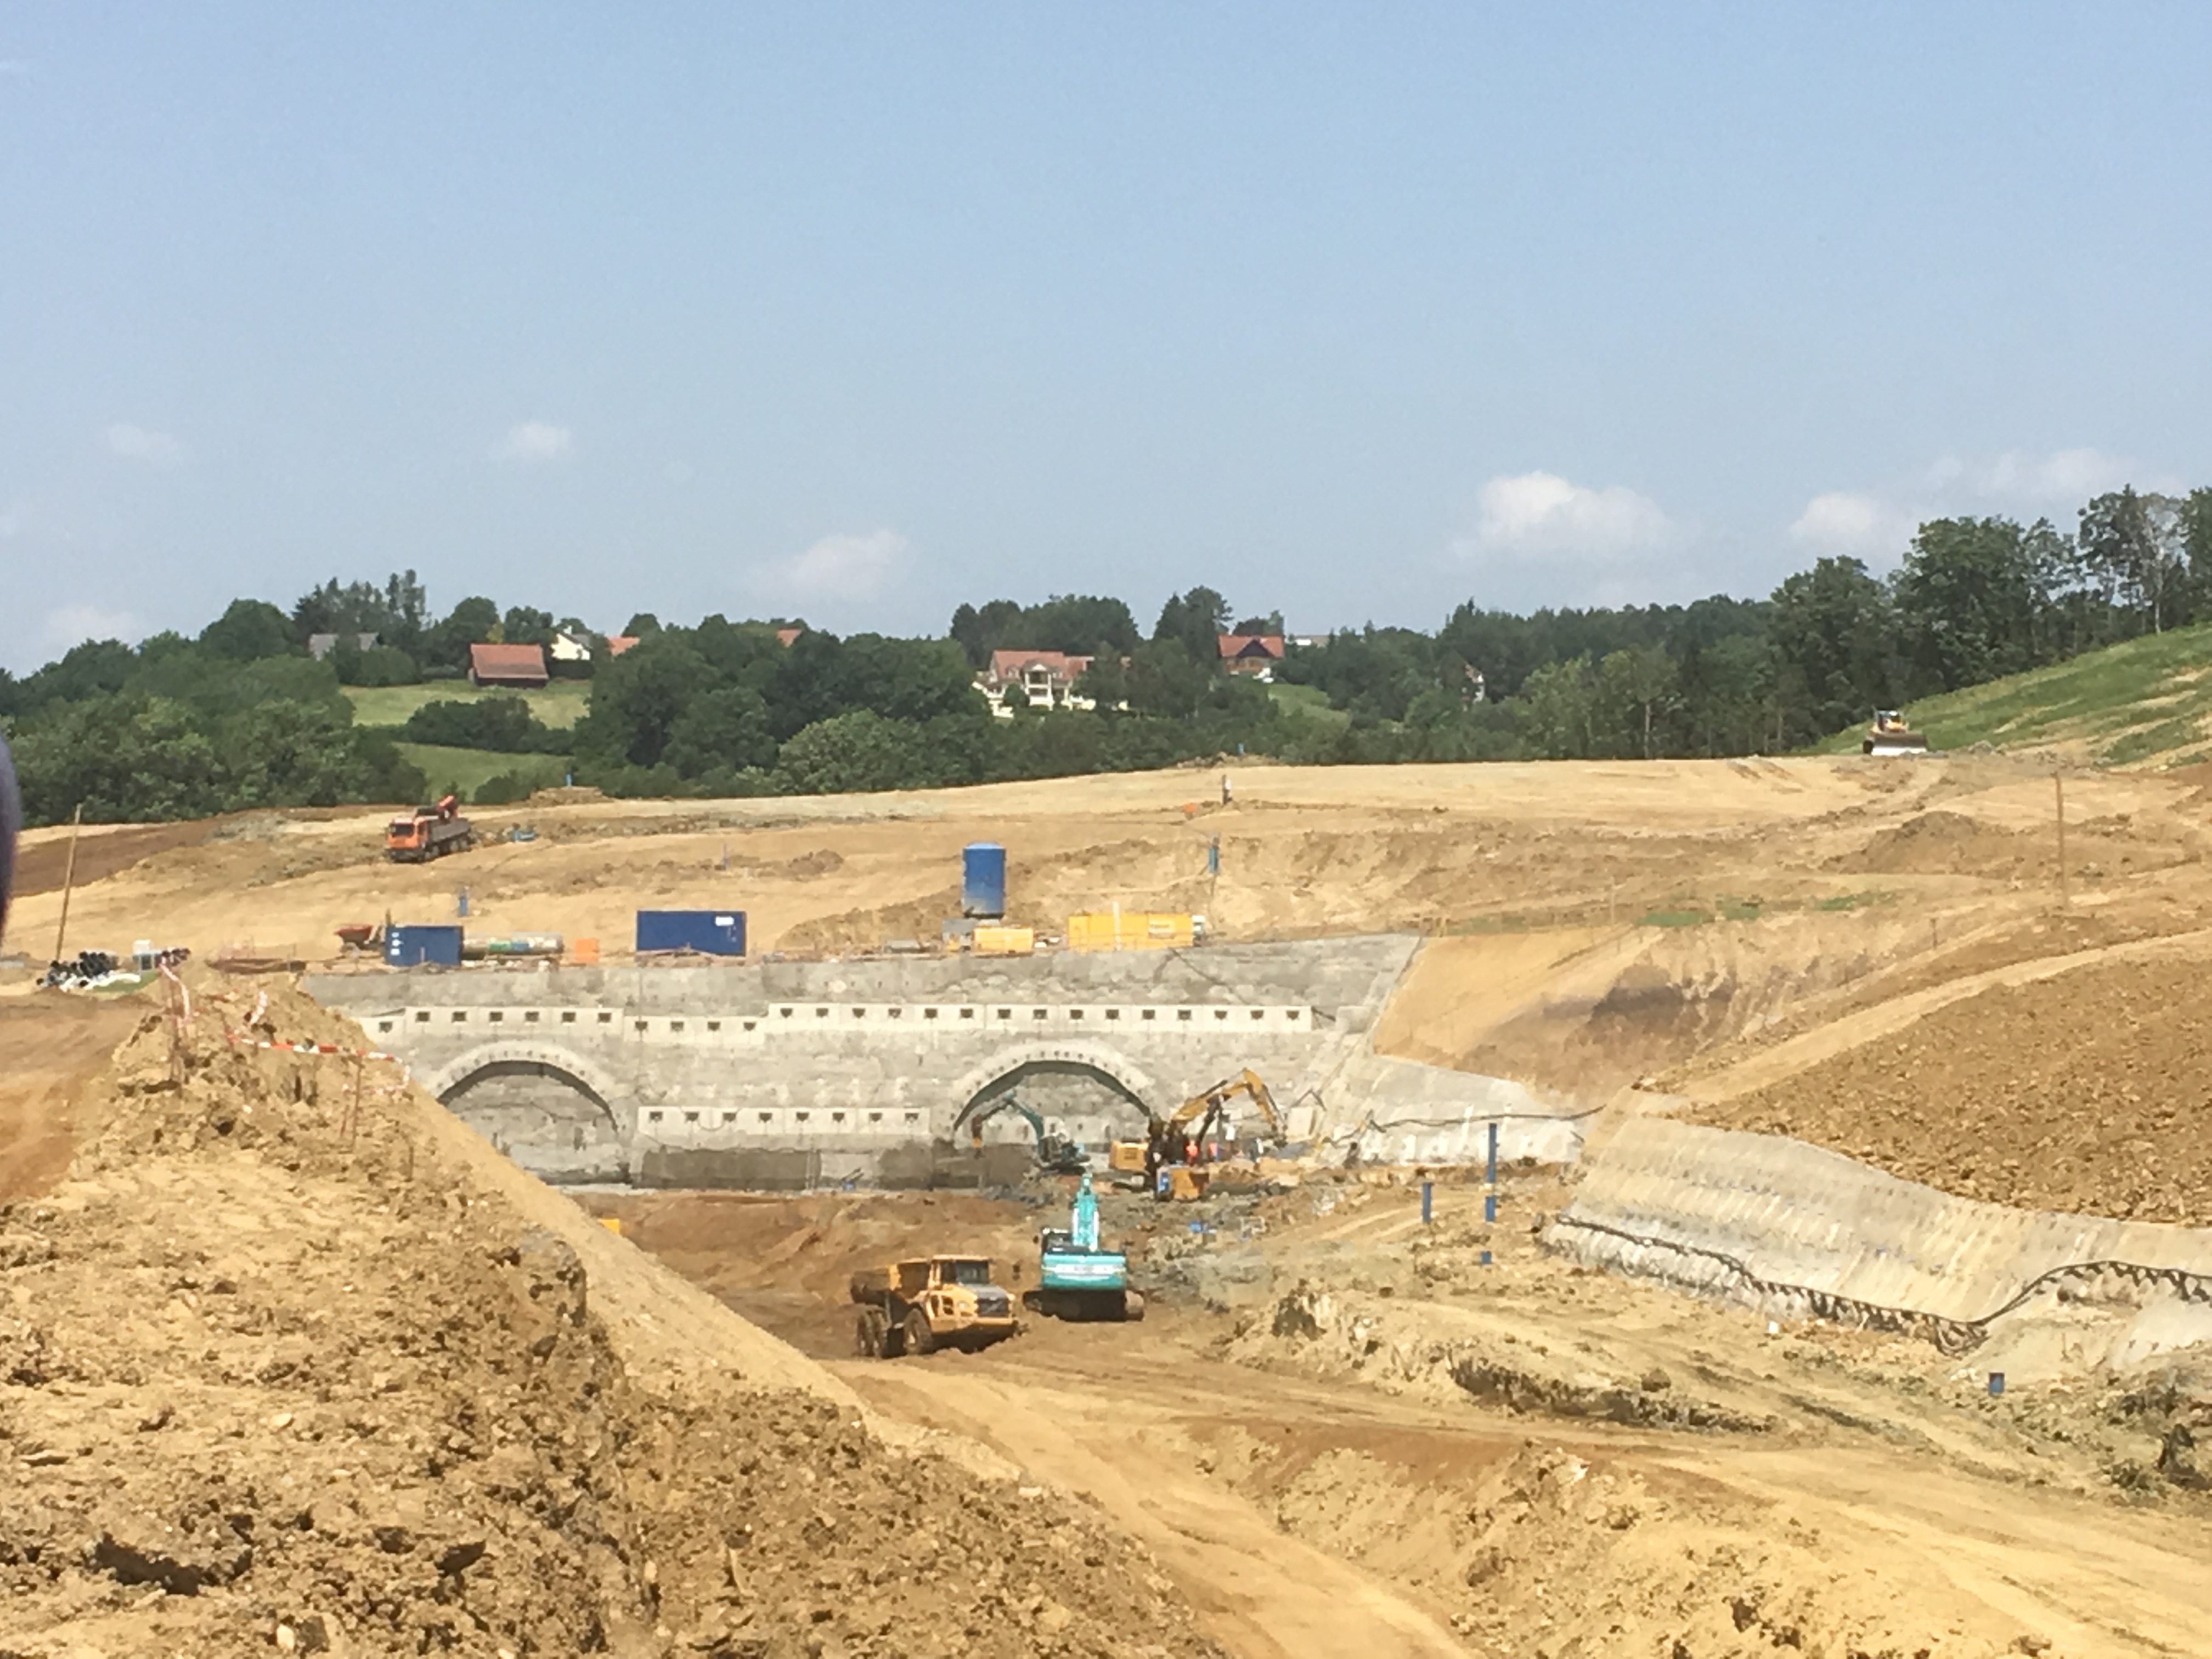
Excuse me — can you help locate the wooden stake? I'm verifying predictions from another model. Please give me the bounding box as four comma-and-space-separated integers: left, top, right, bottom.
50, 804, 83, 964
2055, 772, 2068, 907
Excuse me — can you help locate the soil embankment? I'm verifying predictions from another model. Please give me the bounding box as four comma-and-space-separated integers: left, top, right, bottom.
0, 980, 1221, 1658
1695, 950, 2212, 1224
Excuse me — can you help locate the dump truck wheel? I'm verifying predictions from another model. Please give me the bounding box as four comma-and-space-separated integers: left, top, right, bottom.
879, 1314, 906, 1359
1121, 1291, 1145, 1322
854, 1309, 884, 1358
904, 1309, 935, 1356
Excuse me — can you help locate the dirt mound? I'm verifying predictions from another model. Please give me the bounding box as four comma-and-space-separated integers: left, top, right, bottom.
0, 977, 1221, 1657
1697, 952, 2212, 1223
1834, 808, 2037, 876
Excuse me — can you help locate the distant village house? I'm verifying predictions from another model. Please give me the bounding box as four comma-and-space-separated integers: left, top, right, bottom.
976, 649, 1096, 716
468, 642, 550, 689
1217, 633, 1286, 680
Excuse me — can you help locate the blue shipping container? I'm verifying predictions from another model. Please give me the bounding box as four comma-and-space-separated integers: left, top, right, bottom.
962, 842, 1007, 918
635, 910, 747, 956
385, 924, 464, 968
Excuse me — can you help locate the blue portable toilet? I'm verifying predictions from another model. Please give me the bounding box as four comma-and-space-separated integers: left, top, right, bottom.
384, 924, 464, 968
634, 910, 747, 956
962, 843, 1006, 918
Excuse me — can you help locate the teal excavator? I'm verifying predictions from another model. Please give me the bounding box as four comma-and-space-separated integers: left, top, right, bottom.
1025, 1171, 1143, 1322
966, 1094, 1090, 1176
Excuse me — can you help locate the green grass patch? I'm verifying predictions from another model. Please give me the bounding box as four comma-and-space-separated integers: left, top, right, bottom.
1810, 625, 2212, 765
394, 744, 572, 803
1635, 908, 1712, 928
1714, 895, 1763, 922
346, 679, 593, 731
1814, 890, 1894, 913
1267, 682, 1352, 731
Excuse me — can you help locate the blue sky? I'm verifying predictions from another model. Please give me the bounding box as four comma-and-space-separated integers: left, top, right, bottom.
3, 3, 2208, 670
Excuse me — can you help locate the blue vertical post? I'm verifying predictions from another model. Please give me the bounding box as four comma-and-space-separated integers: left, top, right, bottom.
456, 887, 469, 919
1420, 1180, 1432, 1226
1483, 1120, 1500, 1266
1207, 838, 1220, 877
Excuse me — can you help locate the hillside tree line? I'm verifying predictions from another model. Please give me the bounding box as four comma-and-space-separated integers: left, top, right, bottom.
3, 485, 2208, 823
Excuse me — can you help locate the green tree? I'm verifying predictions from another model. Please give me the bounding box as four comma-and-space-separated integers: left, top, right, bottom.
1152, 586, 1231, 667
772, 710, 939, 794
199, 599, 300, 662
421, 596, 501, 673
1520, 656, 1596, 759
2183, 488, 2212, 622
2079, 487, 2187, 635
1767, 556, 1900, 743
501, 605, 557, 646
1892, 517, 2047, 693
663, 686, 776, 775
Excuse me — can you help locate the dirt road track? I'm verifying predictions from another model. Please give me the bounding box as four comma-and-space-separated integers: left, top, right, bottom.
825, 1300, 2212, 1659
845, 1359, 1468, 1659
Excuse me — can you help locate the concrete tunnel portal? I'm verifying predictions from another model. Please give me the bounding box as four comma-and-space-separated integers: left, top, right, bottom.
950, 1049, 1159, 1155
306, 936, 1431, 1189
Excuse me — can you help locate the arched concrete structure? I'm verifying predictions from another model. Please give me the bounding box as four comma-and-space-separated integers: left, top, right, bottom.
424, 1040, 627, 1116
306, 938, 1442, 1188
947, 1040, 1161, 1132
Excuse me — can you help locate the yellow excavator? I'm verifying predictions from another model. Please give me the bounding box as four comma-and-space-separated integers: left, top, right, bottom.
1109, 1069, 1284, 1198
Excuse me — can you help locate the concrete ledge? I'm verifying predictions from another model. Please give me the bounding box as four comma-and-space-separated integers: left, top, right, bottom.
1555, 1117, 2212, 1370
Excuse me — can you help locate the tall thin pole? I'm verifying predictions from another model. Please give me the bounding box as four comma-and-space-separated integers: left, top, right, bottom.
50, 804, 83, 964
2055, 772, 2068, 907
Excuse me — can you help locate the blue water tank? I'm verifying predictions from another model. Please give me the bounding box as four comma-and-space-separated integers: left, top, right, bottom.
962, 843, 1007, 918
635, 910, 747, 956
384, 924, 463, 968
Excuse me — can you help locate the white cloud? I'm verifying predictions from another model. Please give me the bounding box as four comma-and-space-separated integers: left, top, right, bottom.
1788, 491, 1917, 559
1455, 471, 1678, 562
764, 529, 912, 601
1974, 447, 2155, 502
103, 422, 184, 465
1791, 444, 2188, 569
43, 603, 143, 651
493, 421, 574, 465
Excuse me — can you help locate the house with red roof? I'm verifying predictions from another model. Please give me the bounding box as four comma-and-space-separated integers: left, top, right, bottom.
1217, 633, 1286, 680
467, 642, 550, 689
977, 648, 1096, 716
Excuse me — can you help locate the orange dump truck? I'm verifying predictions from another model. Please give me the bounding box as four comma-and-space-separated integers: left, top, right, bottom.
385, 794, 475, 862
849, 1256, 1018, 1357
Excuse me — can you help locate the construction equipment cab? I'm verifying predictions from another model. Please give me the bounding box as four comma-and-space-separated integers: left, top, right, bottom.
1863, 710, 1929, 757
850, 1256, 1018, 1357
966, 1093, 1089, 1175
385, 794, 475, 862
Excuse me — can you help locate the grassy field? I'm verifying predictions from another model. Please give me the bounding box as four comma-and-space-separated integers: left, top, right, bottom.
345, 679, 593, 730
1813, 625, 2212, 768
395, 744, 573, 803
1267, 682, 1352, 731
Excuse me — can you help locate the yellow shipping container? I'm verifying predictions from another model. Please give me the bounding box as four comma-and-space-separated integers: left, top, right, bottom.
972, 925, 1036, 956
1066, 911, 1195, 952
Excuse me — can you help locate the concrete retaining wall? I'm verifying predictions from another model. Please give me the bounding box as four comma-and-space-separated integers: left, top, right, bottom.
1555, 1114, 2212, 1370
307, 938, 1420, 1186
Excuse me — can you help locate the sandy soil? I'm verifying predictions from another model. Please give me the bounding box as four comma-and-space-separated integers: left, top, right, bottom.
602, 1177, 2212, 1659
0, 979, 1224, 1658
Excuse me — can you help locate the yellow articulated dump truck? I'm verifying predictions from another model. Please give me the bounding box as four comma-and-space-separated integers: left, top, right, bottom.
850, 1256, 1019, 1357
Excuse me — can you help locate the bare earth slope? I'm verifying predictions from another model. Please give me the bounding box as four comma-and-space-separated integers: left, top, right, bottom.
0, 978, 1219, 1659
1690, 949, 2212, 1225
